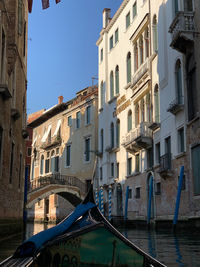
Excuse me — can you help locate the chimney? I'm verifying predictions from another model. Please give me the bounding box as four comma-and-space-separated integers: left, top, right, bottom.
103, 8, 111, 28
58, 95, 63, 104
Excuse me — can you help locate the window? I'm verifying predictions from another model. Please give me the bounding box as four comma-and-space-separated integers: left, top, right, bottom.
40, 155, 44, 175
135, 103, 139, 126
154, 84, 160, 123
152, 15, 158, 53
128, 188, 132, 199
9, 142, 15, 183
146, 93, 151, 122
18, 153, 22, 188
126, 12, 130, 29
115, 65, 119, 95
116, 163, 119, 178
165, 136, 171, 170
76, 111, 81, 129
184, 0, 193, 11
147, 148, 153, 169
1, 30, 5, 83
45, 156, 50, 173
110, 35, 113, 50
134, 43, 138, 72
18, 0, 23, 35
127, 157, 132, 176
141, 99, 145, 122
110, 71, 114, 99
178, 127, 184, 153
111, 163, 114, 177
145, 28, 149, 58
133, 1, 137, 19
155, 182, 161, 195
0, 127, 2, 175
192, 145, 200, 195
100, 48, 103, 62
139, 37, 144, 65
110, 122, 114, 148
126, 52, 131, 83
175, 60, 183, 104
51, 150, 55, 173
68, 116, 72, 127
66, 144, 71, 167
178, 175, 186, 191
128, 110, 132, 132
100, 167, 103, 180
155, 142, 160, 165
115, 28, 119, 43
135, 153, 140, 172
100, 81, 104, 108
100, 129, 104, 153
55, 156, 59, 172
27, 147, 32, 157
116, 119, 120, 148
174, 0, 179, 14
86, 106, 91, 125
85, 138, 90, 162
135, 187, 140, 199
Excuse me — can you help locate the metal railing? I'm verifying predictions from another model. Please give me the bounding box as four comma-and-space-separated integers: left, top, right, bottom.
28, 173, 86, 194
159, 153, 171, 171
169, 11, 195, 39
122, 122, 152, 146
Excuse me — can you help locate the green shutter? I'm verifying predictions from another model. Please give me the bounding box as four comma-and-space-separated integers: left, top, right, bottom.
115, 67, 119, 94
127, 55, 131, 83
110, 72, 114, 99
128, 112, 132, 132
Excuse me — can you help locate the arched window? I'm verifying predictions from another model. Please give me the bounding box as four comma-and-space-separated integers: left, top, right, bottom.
116, 119, 120, 148
146, 93, 151, 122
175, 59, 183, 104
110, 122, 114, 148
40, 155, 44, 175
154, 84, 160, 123
141, 99, 145, 122
51, 150, 55, 173
100, 129, 104, 153
135, 103, 140, 126
152, 15, 158, 53
134, 44, 138, 72
128, 110, 132, 132
110, 71, 114, 99
145, 27, 149, 58
115, 65, 119, 95
100, 81, 104, 108
127, 52, 131, 83
139, 36, 144, 65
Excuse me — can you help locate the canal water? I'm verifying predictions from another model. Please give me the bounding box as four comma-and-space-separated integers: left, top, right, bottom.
0, 222, 200, 266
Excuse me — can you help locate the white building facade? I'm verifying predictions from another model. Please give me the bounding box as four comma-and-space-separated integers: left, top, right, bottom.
96, 0, 192, 224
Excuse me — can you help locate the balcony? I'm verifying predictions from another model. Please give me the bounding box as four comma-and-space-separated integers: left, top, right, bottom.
0, 84, 12, 100
158, 153, 173, 178
122, 122, 152, 154
131, 59, 150, 89
167, 97, 184, 115
41, 136, 61, 149
169, 12, 195, 53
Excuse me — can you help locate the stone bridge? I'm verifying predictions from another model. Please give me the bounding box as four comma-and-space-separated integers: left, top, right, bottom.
27, 174, 87, 208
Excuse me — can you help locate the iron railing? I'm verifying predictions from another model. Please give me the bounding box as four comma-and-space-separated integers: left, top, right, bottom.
28, 173, 86, 194
159, 153, 172, 171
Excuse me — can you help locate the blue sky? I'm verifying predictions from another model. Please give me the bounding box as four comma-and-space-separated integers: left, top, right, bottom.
27, 0, 122, 114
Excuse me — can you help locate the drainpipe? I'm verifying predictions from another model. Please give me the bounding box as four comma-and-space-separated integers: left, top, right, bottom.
173, 165, 184, 231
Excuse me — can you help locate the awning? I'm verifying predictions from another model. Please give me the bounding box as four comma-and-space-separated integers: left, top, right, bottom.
41, 125, 52, 142
53, 119, 61, 137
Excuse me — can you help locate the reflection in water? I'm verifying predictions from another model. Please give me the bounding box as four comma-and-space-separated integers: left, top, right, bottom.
0, 222, 200, 266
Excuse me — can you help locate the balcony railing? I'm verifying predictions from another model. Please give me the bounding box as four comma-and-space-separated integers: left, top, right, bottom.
169, 11, 195, 53
122, 122, 152, 152
158, 153, 173, 178
167, 96, 184, 115
29, 173, 86, 194
41, 136, 62, 149
131, 59, 150, 88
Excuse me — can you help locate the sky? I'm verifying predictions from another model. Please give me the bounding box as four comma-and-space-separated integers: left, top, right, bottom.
27, 0, 123, 115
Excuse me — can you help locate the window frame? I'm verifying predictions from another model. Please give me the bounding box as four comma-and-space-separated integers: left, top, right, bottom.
126, 11, 131, 29
66, 144, 71, 167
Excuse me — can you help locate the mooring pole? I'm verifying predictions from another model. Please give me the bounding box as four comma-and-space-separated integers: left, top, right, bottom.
173, 166, 184, 230
147, 176, 153, 225
124, 186, 129, 221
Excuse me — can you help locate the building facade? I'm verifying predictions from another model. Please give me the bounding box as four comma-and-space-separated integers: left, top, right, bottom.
28, 86, 98, 222
96, 0, 198, 225
0, 0, 28, 235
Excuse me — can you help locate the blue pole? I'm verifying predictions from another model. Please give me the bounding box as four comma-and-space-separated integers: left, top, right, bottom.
95, 189, 99, 206
108, 187, 112, 221
100, 188, 104, 215
124, 186, 129, 221
23, 166, 28, 225
173, 166, 184, 226
147, 176, 153, 225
